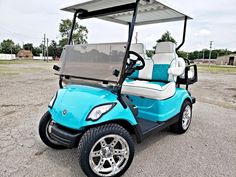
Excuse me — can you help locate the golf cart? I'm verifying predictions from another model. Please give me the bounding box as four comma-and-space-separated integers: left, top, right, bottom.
39, 0, 198, 176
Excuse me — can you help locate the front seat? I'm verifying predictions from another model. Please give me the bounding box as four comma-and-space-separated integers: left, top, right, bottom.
122, 42, 185, 100
129, 43, 153, 80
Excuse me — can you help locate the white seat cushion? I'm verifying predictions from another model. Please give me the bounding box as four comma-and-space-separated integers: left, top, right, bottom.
121, 80, 176, 100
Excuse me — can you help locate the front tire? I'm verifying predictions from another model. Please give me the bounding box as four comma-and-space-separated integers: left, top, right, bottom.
170, 100, 192, 134
39, 111, 67, 149
78, 123, 135, 177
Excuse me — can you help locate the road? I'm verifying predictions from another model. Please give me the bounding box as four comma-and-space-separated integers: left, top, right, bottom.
0, 62, 235, 177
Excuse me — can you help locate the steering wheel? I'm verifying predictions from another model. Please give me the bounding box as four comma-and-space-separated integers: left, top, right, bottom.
127, 51, 145, 70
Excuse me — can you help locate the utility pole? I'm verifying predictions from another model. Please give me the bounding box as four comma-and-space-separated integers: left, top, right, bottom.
135, 32, 138, 44
10, 45, 13, 59
42, 34, 46, 61
46, 38, 49, 62
208, 41, 213, 68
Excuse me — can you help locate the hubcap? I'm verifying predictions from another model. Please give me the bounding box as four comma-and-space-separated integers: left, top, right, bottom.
182, 105, 192, 130
89, 134, 130, 177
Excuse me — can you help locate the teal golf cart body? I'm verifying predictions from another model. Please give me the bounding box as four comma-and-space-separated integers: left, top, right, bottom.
39, 1, 198, 177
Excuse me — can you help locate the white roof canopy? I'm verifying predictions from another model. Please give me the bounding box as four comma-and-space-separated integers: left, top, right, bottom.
61, 0, 192, 26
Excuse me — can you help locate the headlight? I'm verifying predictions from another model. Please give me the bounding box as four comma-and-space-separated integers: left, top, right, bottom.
87, 103, 116, 121
48, 93, 57, 108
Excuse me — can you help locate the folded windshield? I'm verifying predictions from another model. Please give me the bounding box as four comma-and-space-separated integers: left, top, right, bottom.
59, 43, 127, 83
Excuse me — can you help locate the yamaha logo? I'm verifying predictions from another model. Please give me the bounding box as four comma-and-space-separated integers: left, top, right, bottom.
62, 109, 68, 116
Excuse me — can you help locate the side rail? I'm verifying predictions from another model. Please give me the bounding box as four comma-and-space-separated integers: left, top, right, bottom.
177, 60, 198, 89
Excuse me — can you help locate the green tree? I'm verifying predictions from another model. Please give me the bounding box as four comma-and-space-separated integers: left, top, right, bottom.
177, 51, 188, 59
0, 39, 21, 54
188, 51, 199, 60
48, 40, 57, 57
23, 43, 33, 51
188, 50, 219, 60
0, 39, 14, 54
55, 47, 63, 58
58, 38, 67, 49
153, 31, 177, 50
48, 40, 63, 58
211, 50, 218, 59
32, 47, 42, 56
146, 50, 155, 58
59, 19, 88, 47
156, 31, 177, 44
13, 44, 21, 54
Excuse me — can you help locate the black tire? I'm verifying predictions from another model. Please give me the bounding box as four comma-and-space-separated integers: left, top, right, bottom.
39, 111, 67, 149
78, 123, 135, 177
170, 100, 192, 134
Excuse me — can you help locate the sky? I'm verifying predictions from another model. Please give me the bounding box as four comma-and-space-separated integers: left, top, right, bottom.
0, 0, 236, 52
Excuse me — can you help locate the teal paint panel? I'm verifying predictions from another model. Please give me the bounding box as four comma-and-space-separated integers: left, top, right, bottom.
49, 85, 137, 130
127, 88, 191, 122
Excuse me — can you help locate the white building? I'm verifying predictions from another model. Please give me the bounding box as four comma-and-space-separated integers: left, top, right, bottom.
0, 54, 16, 60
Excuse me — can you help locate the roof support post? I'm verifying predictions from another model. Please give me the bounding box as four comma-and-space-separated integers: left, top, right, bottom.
176, 16, 188, 51
68, 11, 79, 45
128, 23, 131, 39
118, 0, 140, 85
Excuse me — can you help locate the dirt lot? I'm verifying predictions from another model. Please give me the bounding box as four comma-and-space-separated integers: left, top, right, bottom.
0, 61, 235, 177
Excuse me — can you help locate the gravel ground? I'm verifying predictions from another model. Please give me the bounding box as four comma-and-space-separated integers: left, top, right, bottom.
0, 62, 235, 177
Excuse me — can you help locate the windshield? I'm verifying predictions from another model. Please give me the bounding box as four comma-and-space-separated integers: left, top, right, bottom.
59, 43, 127, 83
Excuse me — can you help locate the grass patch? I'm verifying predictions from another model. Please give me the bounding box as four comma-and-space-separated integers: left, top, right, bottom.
0, 59, 57, 76
0, 67, 19, 76
0, 66, 50, 76
0, 59, 56, 65
197, 64, 236, 73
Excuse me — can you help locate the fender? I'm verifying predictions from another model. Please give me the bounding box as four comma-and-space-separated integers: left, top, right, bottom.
48, 85, 138, 130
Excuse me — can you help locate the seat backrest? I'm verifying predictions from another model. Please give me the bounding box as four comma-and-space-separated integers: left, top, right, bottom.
130, 43, 146, 59
152, 42, 178, 82
129, 43, 153, 80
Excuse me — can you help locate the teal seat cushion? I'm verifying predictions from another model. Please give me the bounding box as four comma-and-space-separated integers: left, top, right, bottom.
152, 64, 170, 81
128, 70, 139, 79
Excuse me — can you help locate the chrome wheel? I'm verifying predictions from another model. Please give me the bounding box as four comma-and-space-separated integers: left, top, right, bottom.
182, 105, 192, 130
89, 134, 130, 177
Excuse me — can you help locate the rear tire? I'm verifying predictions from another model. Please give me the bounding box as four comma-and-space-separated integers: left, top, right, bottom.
78, 123, 135, 177
170, 100, 192, 134
39, 111, 67, 149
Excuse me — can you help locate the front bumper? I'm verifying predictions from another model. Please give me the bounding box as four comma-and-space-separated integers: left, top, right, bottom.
50, 123, 82, 148
191, 96, 196, 104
